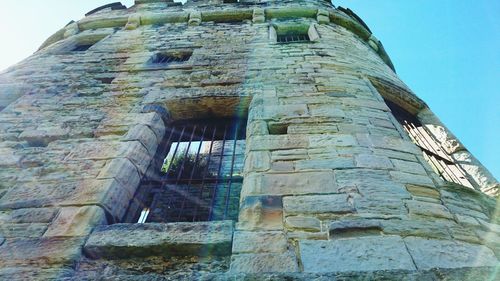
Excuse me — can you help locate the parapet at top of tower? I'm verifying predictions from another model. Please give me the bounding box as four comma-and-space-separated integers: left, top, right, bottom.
39, 0, 395, 70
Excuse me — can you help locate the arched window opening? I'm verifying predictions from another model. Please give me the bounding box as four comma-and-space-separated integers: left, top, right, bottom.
386, 99, 474, 189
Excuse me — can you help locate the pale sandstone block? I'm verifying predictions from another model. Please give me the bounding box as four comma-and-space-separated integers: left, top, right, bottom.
284, 194, 353, 216
256, 172, 336, 196
309, 134, 357, 148
84, 221, 233, 259
0, 237, 85, 267
232, 231, 287, 254
97, 158, 141, 194
260, 104, 308, 120
355, 154, 393, 169
119, 140, 153, 174
237, 195, 283, 231
248, 135, 308, 151
390, 171, 435, 187
122, 124, 159, 155
246, 120, 269, 136
0, 223, 48, 238
230, 251, 298, 273
295, 157, 355, 170
300, 236, 416, 272
244, 151, 271, 173
404, 237, 499, 270
62, 179, 131, 220
285, 216, 321, 232
0, 148, 21, 167
44, 206, 107, 237
405, 184, 440, 199
391, 159, 427, 175
406, 200, 454, 220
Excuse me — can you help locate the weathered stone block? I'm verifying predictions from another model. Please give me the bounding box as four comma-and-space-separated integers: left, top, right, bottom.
404, 237, 499, 270
406, 184, 440, 199
244, 151, 271, 173
287, 124, 339, 134
84, 221, 233, 259
248, 135, 308, 151
44, 206, 107, 237
97, 157, 141, 194
295, 157, 355, 170
0, 237, 85, 267
355, 154, 393, 169
119, 140, 153, 174
8, 207, 58, 223
258, 172, 337, 196
0, 223, 48, 238
238, 196, 283, 230
19, 128, 69, 147
390, 171, 435, 187
232, 231, 287, 254
122, 124, 159, 155
406, 200, 454, 220
309, 134, 357, 148
286, 215, 322, 232
260, 104, 308, 120
230, 251, 298, 273
61, 179, 131, 220
246, 120, 269, 136
391, 159, 427, 175
300, 236, 416, 272
329, 220, 383, 238
284, 194, 353, 216
252, 8, 265, 23
381, 219, 452, 240
0, 148, 21, 167
308, 104, 346, 118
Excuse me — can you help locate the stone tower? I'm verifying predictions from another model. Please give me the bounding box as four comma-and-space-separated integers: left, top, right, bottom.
0, 0, 498, 280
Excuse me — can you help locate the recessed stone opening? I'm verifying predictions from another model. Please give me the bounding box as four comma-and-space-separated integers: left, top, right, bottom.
149, 50, 192, 65
72, 44, 94, 52
385, 99, 475, 188
270, 22, 320, 44
124, 118, 247, 224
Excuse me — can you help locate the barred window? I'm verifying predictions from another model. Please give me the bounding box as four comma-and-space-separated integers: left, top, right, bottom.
277, 33, 311, 44
149, 51, 192, 65
128, 118, 246, 223
386, 100, 474, 188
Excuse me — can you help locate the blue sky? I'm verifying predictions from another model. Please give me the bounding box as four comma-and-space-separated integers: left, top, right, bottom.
0, 1, 498, 180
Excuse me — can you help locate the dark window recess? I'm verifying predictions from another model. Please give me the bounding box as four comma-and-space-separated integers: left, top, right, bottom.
129, 118, 246, 223
150, 52, 191, 65
386, 100, 474, 188
277, 33, 310, 44
95, 77, 115, 84
72, 44, 94, 52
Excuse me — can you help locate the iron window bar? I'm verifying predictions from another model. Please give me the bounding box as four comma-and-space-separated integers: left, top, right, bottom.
151, 52, 191, 65
277, 34, 310, 44
402, 120, 474, 188
138, 119, 246, 223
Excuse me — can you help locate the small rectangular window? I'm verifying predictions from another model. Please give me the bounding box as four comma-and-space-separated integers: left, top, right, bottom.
72, 44, 94, 52
277, 33, 311, 44
150, 51, 192, 65
127, 118, 246, 223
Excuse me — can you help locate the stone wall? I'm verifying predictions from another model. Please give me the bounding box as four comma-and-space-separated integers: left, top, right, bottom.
0, 0, 498, 280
